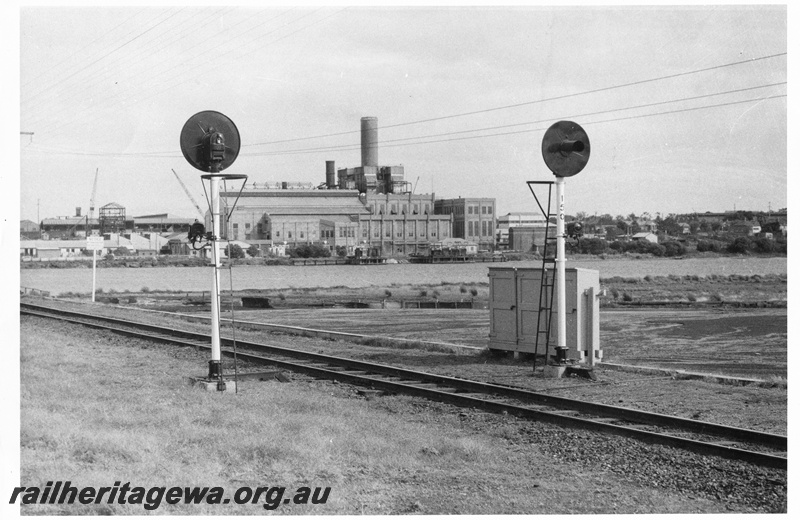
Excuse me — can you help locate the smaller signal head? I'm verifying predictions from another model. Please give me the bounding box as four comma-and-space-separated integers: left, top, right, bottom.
542, 121, 590, 177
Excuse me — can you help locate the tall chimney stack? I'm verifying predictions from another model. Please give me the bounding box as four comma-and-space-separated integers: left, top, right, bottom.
360, 117, 378, 167
325, 160, 336, 189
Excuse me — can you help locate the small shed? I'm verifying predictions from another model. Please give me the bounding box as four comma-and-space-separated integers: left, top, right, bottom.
631, 232, 658, 243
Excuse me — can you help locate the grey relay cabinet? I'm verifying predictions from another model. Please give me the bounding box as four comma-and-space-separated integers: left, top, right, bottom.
488, 266, 601, 363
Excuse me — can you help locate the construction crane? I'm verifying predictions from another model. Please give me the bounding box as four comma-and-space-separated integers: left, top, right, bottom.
89, 168, 99, 221
171, 168, 205, 219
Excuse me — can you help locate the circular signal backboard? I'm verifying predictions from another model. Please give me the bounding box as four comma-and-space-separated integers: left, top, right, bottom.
180, 111, 241, 172
541, 121, 590, 177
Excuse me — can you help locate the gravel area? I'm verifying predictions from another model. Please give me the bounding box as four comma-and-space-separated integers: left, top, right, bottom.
20, 313, 787, 513
367, 395, 786, 513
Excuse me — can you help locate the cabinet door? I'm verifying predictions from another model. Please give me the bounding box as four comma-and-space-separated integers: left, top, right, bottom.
488, 269, 517, 344
517, 269, 547, 346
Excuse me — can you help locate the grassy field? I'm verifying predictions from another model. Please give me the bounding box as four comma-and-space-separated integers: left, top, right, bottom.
20, 315, 747, 515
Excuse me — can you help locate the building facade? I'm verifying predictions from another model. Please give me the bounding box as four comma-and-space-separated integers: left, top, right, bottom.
495, 212, 549, 249
219, 188, 453, 257
434, 197, 497, 251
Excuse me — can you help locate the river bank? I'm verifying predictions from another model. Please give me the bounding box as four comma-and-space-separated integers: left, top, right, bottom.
20, 256, 788, 296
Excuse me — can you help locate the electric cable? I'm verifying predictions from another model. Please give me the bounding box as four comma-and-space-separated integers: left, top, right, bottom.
30, 7, 314, 137
25, 7, 286, 133
21, 7, 148, 91
22, 8, 188, 108
244, 92, 788, 157
19, 82, 786, 159
243, 52, 788, 148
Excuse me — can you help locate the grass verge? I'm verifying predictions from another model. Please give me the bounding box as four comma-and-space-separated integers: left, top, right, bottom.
19, 316, 732, 514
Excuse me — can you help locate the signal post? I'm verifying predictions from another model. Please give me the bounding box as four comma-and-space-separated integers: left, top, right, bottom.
179, 111, 246, 392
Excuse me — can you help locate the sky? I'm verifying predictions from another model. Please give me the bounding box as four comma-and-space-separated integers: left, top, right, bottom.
13, 3, 790, 223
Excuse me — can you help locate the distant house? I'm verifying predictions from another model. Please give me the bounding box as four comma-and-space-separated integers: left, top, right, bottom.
637, 219, 658, 233
20, 220, 40, 239
728, 220, 761, 236
20, 239, 94, 260
167, 235, 206, 257
508, 226, 548, 253
631, 232, 658, 243
433, 237, 478, 255
678, 222, 691, 234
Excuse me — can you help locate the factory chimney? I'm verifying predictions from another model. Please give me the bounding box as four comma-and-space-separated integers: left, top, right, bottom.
360, 117, 378, 167
325, 160, 336, 189
75, 207, 82, 217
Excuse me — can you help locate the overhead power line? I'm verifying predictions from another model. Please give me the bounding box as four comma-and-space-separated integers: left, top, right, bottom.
20, 91, 786, 159
244, 52, 787, 148
29, 8, 337, 138
23, 8, 188, 108
240, 82, 788, 156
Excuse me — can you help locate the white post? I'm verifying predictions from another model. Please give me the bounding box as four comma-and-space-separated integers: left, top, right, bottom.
586, 286, 596, 366
209, 175, 222, 379
91, 249, 97, 302
555, 176, 567, 354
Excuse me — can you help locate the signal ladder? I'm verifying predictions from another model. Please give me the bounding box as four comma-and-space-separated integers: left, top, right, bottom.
526, 181, 558, 371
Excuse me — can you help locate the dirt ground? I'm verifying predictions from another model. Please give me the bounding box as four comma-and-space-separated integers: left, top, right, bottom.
221, 305, 787, 380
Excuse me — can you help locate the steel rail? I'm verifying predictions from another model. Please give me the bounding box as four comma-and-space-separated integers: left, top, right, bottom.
21, 301, 787, 469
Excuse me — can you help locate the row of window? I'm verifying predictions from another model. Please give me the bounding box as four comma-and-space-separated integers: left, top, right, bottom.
467, 220, 493, 237
469, 205, 493, 215
370, 203, 431, 216
230, 223, 449, 241
438, 204, 494, 216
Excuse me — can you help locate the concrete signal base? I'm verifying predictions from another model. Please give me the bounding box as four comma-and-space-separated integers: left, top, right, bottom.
542, 365, 568, 378
185, 376, 238, 393
542, 365, 597, 380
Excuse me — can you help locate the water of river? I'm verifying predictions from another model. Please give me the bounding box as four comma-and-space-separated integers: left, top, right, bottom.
20, 256, 787, 296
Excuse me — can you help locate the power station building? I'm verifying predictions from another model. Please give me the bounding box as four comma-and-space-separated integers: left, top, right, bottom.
434, 197, 497, 251
218, 117, 455, 256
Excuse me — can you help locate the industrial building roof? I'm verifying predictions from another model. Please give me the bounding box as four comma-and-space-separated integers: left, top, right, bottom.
228, 194, 371, 216
40, 218, 100, 226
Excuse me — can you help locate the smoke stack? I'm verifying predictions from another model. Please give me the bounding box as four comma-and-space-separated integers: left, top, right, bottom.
76, 207, 82, 217
325, 160, 336, 189
360, 117, 378, 167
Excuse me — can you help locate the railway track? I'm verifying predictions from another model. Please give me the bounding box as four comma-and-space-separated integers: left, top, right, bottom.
21, 301, 787, 470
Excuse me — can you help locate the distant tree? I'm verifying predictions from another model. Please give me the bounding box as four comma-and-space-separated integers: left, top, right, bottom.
289, 244, 331, 258
752, 237, 776, 253
247, 244, 260, 257
598, 214, 616, 225
335, 246, 348, 257
226, 244, 245, 259
696, 240, 721, 253
115, 246, 132, 256
761, 221, 782, 234
662, 241, 686, 257
644, 242, 666, 257
577, 238, 608, 255
659, 216, 682, 236
727, 237, 752, 254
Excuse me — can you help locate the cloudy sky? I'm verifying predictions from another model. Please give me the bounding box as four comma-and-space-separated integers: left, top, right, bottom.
15, 3, 788, 222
